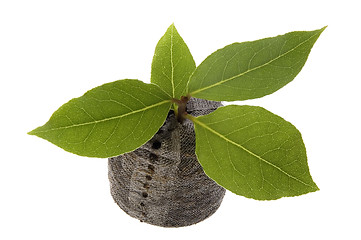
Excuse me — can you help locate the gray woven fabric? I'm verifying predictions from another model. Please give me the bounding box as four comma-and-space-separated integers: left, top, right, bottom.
108, 97, 226, 227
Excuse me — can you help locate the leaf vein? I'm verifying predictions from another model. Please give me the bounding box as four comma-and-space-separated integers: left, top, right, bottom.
190, 31, 320, 96
34, 100, 171, 133
193, 117, 316, 189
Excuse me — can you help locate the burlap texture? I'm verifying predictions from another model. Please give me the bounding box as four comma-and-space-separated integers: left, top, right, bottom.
108, 97, 226, 227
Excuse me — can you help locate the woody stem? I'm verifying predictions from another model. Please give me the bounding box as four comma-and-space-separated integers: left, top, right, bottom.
171, 95, 190, 123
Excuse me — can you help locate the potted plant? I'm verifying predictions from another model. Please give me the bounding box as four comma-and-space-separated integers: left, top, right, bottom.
29, 24, 325, 227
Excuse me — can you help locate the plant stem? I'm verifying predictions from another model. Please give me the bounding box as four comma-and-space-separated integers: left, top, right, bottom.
171, 95, 189, 123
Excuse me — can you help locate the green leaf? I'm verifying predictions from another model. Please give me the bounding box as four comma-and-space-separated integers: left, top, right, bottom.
188, 27, 326, 101
190, 105, 318, 200
151, 24, 196, 99
29, 79, 172, 158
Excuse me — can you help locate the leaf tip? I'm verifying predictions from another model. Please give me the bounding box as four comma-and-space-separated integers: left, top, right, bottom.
28, 124, 45, 136
168, 23, 176, 30
320, 25, 328, 32
27, 127, 39, 136
307, 181, 320, 194
27, 128, 36, 135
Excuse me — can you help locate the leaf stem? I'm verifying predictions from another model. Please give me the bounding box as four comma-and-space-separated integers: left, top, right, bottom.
173, 103, 179, 117
171, 95, 190, 123
184, 113, 196, 122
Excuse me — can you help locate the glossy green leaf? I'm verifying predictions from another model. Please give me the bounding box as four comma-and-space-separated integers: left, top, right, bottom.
188, 27, 326, 101
151, 24, 196, 99
191, 105, 318, 200
29, 79, 172, 158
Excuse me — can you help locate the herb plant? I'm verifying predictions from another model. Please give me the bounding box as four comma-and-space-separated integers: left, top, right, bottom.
29, 24, 325, 202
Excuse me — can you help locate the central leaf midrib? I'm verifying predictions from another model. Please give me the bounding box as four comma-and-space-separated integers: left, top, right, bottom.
34, 100, 171, 133
193, 117, 316, 189
170, 25, 175, 98
190, 31, 320, 96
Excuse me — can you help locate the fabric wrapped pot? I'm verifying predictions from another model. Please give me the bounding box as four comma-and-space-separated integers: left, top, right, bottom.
108, 97, 226, 227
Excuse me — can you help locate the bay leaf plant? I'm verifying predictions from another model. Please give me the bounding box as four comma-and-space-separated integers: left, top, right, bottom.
29, 24, 325, 201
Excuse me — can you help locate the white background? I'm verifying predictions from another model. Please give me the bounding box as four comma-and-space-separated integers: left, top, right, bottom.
1, 0, 360, 239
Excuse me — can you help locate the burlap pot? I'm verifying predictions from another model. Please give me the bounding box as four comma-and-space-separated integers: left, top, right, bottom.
108, 97, 226, 227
